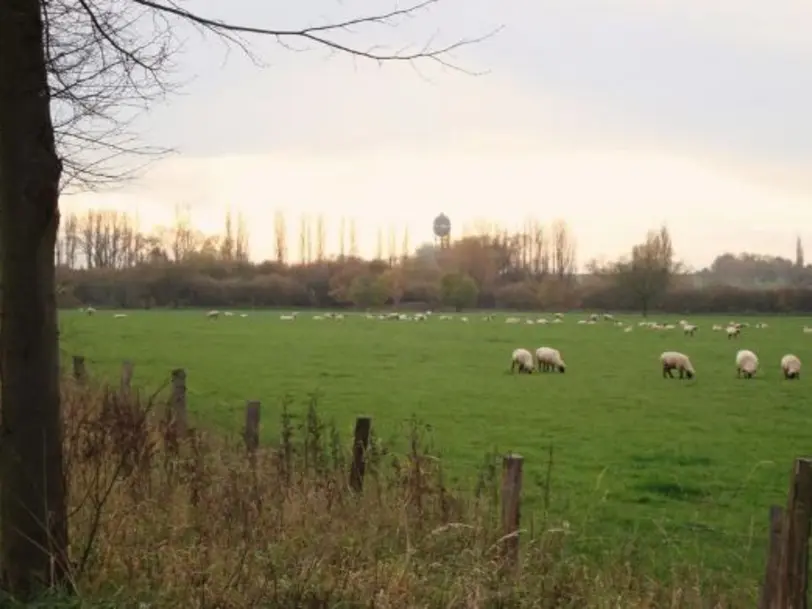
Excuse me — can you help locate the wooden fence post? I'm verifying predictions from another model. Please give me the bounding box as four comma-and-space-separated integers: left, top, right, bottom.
349, 416, 371, 492
501, 453, 524, 567
169, 368, 188, 439
775, 458, 812, 609
760, 505, 784, 609
120, 360, 134, 394
244, 400, 260, 452
72, 355, 87, 383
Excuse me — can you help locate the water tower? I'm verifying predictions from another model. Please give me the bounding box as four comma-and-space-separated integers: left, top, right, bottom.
433, 213, 451, 249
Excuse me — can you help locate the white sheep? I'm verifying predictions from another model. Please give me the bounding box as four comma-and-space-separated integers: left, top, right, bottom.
726, 325, 740, 339
683, 324, 698, 336
206, 310, 220, 319
280, 313, 298, 321
510, 348, 535, 374
506, 317, 521, 324
803, 326, 812, 334
535, 347, 566, 373
86, 306, 96, 316
223, 311, 234, 317
624, 326, 633, 333
554, 313, 564, 319
660, 351, 695, 379
781, 354, 802, 380
113, 313, 127, 318
735, 349, 759, 379
712, 324, 723, 331
240, 313, 248, 318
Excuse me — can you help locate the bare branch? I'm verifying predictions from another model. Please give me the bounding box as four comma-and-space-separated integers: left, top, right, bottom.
45, 0, 498, 191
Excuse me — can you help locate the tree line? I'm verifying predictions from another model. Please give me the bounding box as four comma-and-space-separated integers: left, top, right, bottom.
57, 209, 812, 313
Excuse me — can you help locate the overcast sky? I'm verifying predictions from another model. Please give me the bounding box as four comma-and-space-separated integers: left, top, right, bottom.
65, 0, 812, 269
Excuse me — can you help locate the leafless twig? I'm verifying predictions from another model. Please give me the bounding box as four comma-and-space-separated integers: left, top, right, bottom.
45, 0, 499, 192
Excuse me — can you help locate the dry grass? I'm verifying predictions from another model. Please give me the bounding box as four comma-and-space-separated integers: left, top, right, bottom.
21, 380, 759, 608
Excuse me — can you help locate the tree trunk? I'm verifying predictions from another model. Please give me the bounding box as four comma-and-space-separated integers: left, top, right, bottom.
0, 0, 69, 598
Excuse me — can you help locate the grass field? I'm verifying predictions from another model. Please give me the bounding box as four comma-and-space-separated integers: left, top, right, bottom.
58, 308, 812, 584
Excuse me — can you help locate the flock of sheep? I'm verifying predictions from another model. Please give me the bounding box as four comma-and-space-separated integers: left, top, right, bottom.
78, 306, 806, 381
511, 345, 801, 381
509, 314, 804, 382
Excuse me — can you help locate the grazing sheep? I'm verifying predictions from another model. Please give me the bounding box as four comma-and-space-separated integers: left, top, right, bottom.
735, 349, 759, 379
224, 311, 234, 317
206, 310, 219, 319
624, 326, 633, 333
511, 348, 535, 374
588, 314, 599, 322
726, 325, 740, 339
460, 317, 469, 323
712, 324, 723, 331
552, 318, 563, 324
603, 313, 615, 321
113, 313, 127, 318
535, 347, 566, 373
803, 326, 812, 334
683, 324, 698, 336
86, 306, 96, 316
554, 313, 564, 319
525, 320, 535, 325
240, 313, 248, 318
660, 351, 695, 379
781, 354, 802, 379
280, 312, 298, 321
755, 322, 768, 329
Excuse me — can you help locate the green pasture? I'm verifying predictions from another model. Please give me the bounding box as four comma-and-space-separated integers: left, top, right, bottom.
58, 308, 812, 582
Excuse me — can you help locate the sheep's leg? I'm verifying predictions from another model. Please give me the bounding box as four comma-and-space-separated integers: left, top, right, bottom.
678, 369, 684, 379
662, 365, 672, 378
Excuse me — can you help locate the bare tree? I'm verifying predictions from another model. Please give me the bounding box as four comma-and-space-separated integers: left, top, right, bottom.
610, 225, 678, 317
401, 226, 411, 262
1, 0, 494, 596
338, 216, 346, 260
551, 219, 576, 281
349, 218, 359, 258
387, 224, 397, 267
316, 214, 326, 262
274, 210, 287, 264
220, 210, 235, 261
375, 226, 384, 261
235, 212, 249, 262
305, 214, 313, 264
298, 214, 307, 264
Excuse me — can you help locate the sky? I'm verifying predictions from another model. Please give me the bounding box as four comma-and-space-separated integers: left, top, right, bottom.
63, 0, 812, 269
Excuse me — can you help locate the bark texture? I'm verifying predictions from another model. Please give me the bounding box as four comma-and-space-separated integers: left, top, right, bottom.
0, 0, 69, 597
